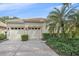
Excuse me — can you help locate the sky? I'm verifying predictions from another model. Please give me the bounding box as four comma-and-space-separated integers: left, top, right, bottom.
0, 3, 78, 18
0, 3, 62, 18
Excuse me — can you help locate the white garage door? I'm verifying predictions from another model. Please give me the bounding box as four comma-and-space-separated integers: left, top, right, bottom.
28, 28, 42, 39
7, 30, 21, 40
7, 27, 42, 40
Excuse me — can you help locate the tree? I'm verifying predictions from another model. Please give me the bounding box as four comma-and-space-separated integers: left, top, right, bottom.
47, 3, 76, 38
67, 10, 79, 38
0, 16, 19, 23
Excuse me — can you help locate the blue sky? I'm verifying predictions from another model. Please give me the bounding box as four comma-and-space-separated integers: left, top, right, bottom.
0, 3, 62, 18
0, 3, 78, 18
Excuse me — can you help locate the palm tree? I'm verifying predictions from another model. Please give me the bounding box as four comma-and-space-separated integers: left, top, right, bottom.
47, 3, 76, 38
67, 10, 79, 38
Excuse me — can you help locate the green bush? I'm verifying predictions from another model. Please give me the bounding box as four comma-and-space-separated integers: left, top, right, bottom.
46, 37, 79, 56
42, 32, 79, 55
42, 33, 52, 40
54, 42, 75, 55
21, 34, 28, 41
0, 33, 6, 40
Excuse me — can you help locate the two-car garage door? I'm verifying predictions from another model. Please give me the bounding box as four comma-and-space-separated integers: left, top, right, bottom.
7, 27, 42, 40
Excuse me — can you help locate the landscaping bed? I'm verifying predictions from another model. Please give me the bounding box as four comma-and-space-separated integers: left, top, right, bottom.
42, 33, 79, 56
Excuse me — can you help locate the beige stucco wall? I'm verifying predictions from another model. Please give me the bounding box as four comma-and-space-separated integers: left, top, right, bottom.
7, 22, 48, 33
6, 22, 48, 39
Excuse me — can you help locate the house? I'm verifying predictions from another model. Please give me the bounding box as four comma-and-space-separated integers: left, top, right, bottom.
5, 18, 47, 40
0, 21, 7, 34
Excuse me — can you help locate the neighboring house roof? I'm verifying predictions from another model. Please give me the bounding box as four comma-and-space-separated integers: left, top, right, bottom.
6, 18, 47, 24
0, 21, 7, 27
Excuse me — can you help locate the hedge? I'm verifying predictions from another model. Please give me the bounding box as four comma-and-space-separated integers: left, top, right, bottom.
46, 38, 79, 56
43, 33, 79, 56
42, 33, 52, 40
21, 34, 28, 41
0, 33, 6, 40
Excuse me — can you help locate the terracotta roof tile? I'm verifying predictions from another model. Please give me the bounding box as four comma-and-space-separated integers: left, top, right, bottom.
0, 21, 7, 27
23, 18, 47, 23
6, 18, 47, 23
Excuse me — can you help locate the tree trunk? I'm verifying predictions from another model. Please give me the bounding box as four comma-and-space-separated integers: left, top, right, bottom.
61, 21, 65, 38
57, 25, 60, 37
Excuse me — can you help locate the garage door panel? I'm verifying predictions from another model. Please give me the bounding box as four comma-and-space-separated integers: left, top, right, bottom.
7, 30, 21, 40
7, 27, 42, 40
28, 29, 42, 39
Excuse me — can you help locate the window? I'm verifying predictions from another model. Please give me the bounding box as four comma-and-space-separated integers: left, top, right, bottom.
32, 28, 34, 30
21, 28, 24, 29
15, 28, 17, 29
35, 28, 37, 30
11, 28, 14, 29
18, 28, 20, 30
38, 28, 40, 30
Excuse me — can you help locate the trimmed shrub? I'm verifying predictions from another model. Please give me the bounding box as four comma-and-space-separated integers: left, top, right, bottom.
42, 33, 52, 40
21, 34, 28, 41
0, 33, 6, 40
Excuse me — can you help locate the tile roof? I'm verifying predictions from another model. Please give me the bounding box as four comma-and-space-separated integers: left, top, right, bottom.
0, 21, 7, 27
23, 18, 47, 23
6, 18, 47, 24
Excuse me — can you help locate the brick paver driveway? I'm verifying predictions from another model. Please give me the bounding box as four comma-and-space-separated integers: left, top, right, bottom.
0, 39, 58, 56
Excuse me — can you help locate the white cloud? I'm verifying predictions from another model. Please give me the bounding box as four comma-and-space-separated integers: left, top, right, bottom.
0, 3, 34, 11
